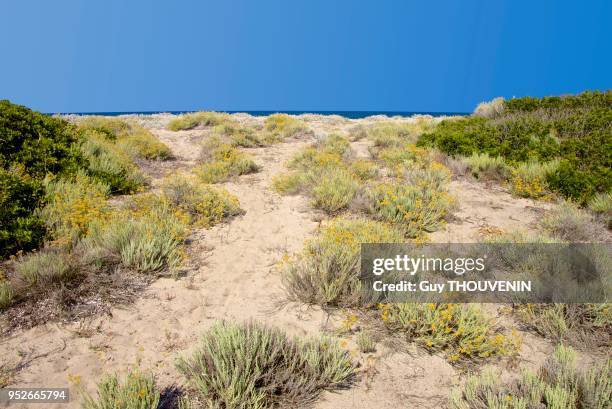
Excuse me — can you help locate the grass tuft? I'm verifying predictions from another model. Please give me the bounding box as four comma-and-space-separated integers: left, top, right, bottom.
15, 250, 76, 287
541, 202, 609, 242
196, 137, 259, 183
0, 281, 14, 310
177, 321, 354, 408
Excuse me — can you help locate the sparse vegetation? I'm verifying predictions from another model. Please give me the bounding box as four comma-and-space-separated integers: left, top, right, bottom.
261, 113, 311, 142
167, 111, 229, 131
81, 369, 160, 409
15, 250, 76, 287
356, 331, 376, 353
176, 321, 354, 408
451, 345, 611, 408
462, 153, 511, 181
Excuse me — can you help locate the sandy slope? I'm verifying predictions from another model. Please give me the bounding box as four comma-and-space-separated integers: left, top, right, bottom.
0, 116, 566, 408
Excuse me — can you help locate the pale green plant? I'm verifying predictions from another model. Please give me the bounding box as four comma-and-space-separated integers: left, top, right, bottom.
81, 369, 160, 409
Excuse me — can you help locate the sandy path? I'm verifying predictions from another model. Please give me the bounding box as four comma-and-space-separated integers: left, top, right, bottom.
0, 122, 566, 409
0, 132, 328, 408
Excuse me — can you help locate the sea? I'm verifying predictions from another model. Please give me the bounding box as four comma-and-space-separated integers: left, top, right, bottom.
57, 110, 467, 119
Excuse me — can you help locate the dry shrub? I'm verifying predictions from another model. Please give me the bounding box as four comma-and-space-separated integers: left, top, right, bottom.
282, 217, 404, 307
473, 97, 506, 119
176, 321, 354, 408
40, 172, 110, 245
379, 303, 520, 363
262, 113, 312, 141
462, 153, 511, 181
589, 191, 612, 228
14, 250, 77, 287
196, 137, 259, 183
160, 174, 242, 227
510, 160, 559, 198
213, 122, 263, 148
451, 345, 611, 408
312, 169, 359, 214
81, 369, 160, 409
541, 202, 609, 242
515, 303, 611, 350
0, 280, 14, 310
167, 111, 229, 131
356, 331, 376, 353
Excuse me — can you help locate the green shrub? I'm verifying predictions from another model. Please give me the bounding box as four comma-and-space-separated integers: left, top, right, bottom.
15, 250, 75, 287
462, 153, 511, 181
196, 138, 259, 183
0, 281, 13, 310
80, 131, 147, 193
510, 160, 559, 198
312, 169, 359, 214
0, 100, 85, 178
262, 113, 311, 141
167, 112, 229, 131
367, 122, 419, 148
419, 91, 612, 202
365, 181, 453, 237
350, 159, 378, 181
160, 174, 242, 227
213, 123, 262, 148
379, 303, 520, 363
271, 173, 305, 194
0, 168, 46, 257
81, 369, 160, 409
118, 129, 173, 160
76, 116, 130, 139
82, 203, 187, 274
40, 172, 110, 245
283, 217, 404, 307
450, 344, 611, 408
176, 321, 354, 408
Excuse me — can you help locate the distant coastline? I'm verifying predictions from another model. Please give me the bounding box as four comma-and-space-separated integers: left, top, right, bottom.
53, 110, 468, 119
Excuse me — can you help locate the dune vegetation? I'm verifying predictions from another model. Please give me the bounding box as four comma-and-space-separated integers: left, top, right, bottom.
0, 92, 610, 409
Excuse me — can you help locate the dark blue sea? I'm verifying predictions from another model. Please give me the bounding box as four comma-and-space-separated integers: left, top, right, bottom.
59, 110, 466, 119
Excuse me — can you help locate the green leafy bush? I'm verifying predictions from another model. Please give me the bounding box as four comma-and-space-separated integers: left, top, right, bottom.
176, 321, 354, 408
0, 169, 46, 257
418, 91, 612, 202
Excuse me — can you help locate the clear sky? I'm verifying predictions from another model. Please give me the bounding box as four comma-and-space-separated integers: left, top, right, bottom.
1, 0, 610, 113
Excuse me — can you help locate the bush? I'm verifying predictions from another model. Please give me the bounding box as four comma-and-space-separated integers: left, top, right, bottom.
0, 168, 46, 257
78, 117, 172, 161
451, 345, 611, 408
514, 304, 611, 348
350, 159, 378, 181
0, 100, 85, 179
0, 281, 13, 310
82, 202, 188, 274
589, 191, 612, 228
380, 303, 520, 363
40, 172, 110, 245
167, 111, 229, 131
15, 250, 75, 287
541, 202, 609, 242
312, 169, 359, 214
176, 321, 354, 408
473, 97, 505, 119
365, 180, 453, 237
213, 123, 263, 148
462, 153, 511, 181
419, 91, 612, 202
283, 217, 404, 307
196, 138, 259, 183
160, 174, 242, 227
81, 369, 160, 409
262, 114, 311, 141
80, 131, 147, 193
271, 173, 305, 195
510, 160, 559, 198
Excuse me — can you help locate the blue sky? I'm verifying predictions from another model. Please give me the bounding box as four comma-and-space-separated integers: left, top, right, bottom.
1, 0, 610, 113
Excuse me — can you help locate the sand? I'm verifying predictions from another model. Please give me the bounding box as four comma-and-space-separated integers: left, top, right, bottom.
0, 114, 579, 408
